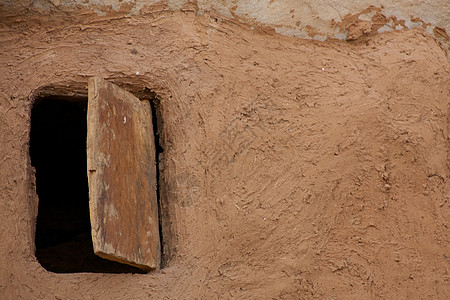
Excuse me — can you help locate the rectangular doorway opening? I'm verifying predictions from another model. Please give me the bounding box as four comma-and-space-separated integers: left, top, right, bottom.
30, 97, 145, 273
30, 88, 163, 273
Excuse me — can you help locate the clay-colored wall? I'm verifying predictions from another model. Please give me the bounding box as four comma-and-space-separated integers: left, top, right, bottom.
0, 3, 449, 300
2, 0, 449, 43
2, 1, 449, 58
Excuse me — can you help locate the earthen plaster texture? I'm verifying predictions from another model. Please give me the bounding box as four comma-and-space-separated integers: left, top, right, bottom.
0, 1, 449, 299
2, 0, 449, 38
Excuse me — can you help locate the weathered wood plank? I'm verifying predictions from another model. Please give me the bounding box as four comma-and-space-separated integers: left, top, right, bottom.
87, 77, 160, 271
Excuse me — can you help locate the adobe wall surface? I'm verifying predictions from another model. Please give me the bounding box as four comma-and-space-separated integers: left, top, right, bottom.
1, 0, 449, 58
0, 3, 449, 299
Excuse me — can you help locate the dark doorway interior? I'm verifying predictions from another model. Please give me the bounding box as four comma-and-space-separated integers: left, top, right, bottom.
30, 97, 144, 273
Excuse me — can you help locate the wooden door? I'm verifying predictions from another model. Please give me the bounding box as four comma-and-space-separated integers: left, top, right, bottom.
87, 77, 160, 271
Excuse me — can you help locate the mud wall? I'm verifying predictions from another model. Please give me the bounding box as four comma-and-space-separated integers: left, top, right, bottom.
0, 3, 449, 300
1, 0, 449, 57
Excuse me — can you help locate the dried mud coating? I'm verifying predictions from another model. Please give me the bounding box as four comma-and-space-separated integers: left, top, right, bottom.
0, 8, 449, 300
